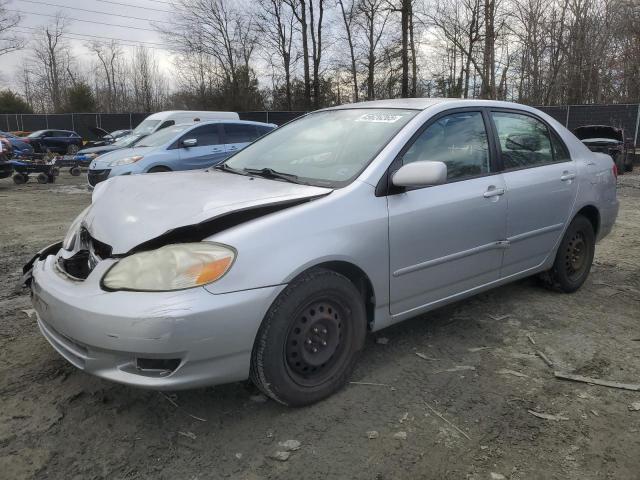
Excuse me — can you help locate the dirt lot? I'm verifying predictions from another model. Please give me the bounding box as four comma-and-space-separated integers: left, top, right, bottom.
0, 171, 639, 480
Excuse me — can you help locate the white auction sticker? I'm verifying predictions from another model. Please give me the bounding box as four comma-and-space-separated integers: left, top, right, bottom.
356, 113, 404, 123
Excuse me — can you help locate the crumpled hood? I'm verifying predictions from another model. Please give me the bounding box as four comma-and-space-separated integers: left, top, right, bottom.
83, 169, 332, 254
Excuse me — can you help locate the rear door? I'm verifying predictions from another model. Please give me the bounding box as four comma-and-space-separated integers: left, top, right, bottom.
222, 124, 260, 155
489, 110, 578, 277
388, 109, 508, 315
176, 124, 226, 170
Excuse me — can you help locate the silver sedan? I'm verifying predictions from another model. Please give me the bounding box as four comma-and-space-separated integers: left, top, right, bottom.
23, 99, 618, 406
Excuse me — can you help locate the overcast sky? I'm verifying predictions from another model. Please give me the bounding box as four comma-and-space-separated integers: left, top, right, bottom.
1, 0, 174, 90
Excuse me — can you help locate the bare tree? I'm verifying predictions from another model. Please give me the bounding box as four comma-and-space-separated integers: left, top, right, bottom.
357, 0, 391, 99
0, 0, 22, 57
257, 0, 296, 109
337, 0, 359, 102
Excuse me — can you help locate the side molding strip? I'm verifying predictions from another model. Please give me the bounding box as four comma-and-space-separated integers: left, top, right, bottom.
393, 240, 510, 278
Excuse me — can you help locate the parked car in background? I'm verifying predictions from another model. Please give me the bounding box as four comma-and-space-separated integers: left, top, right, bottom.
131, 111, 240, 138
23, 99, 618, 406
0, 131, 34, 158
76, 132, 144, 161
0, 136, 13, 178
87, 120, 276, 186
22, 129, 83, 155
83, 127, 133, 148
573, 125, 633, 174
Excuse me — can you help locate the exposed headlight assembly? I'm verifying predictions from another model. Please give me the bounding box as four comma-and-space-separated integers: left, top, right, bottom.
108, 155, 143, 167
63, 206, 90, 250
102, 243, 236, 292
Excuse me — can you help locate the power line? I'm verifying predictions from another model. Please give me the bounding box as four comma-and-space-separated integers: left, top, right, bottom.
16, 25, 171, 48
94, 0, 171, 14
14, 27, 171, 50
8, 9, 161, 32
15, 0, 171, 24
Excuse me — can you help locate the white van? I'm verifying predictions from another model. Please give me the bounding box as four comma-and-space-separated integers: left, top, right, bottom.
132, 111, 240, 137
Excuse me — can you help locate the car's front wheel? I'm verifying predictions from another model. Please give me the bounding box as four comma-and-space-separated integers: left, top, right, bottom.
250, 268, 366, 406
67, 144, 79, 155
540, 214, 595, 293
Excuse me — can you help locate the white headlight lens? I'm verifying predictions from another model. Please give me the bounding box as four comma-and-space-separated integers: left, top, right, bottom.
108, 155, 143, 167
102, 243, 235, 291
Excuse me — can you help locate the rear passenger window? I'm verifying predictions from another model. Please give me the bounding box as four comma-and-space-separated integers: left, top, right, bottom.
550, 133, 571, 162
224, 124, 259, 144
491, 112, 555, 169
401, 111, 490, 181
157, 120, 175, 131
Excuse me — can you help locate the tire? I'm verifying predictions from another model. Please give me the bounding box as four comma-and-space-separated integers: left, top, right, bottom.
13, 173, 25, 185
70, 166, 81, 176
37, 172, 48, 184
540, 215, 595, 293
250, 268, 366, 407
148, 166, 171, 173
624, 153, 634, 172
67, 144, 79, 155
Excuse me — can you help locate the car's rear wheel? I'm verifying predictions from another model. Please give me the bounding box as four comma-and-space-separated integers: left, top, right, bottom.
148, 166, 171, 173
70, 166, 81, 176
67, 144, 79, 155
250, 268, 366, 407
37, 172, 48, 184
540, 215, 595, 293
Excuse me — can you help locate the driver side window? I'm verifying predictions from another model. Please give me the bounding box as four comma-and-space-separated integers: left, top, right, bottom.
401, 111, 490, 181
182, 125, 221, 147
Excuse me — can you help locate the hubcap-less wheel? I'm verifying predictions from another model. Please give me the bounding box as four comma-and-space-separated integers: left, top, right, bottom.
285, 300, 346, 385
566, 232, 586, 281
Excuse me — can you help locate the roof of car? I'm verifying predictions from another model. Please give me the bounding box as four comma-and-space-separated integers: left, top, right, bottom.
327, 98, 453, 110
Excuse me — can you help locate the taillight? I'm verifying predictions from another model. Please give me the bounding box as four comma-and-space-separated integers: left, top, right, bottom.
612, 162, 618, 179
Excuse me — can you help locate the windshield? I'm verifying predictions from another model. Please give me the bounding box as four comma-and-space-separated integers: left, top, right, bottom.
224, 109, 418, 186
135, 124, 190, 148
113, 134, 142, 147
28, 130, 46, 138
132, 119, 161, 136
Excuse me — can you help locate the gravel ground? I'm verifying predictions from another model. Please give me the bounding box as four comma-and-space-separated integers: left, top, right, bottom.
0, 171, 639, 480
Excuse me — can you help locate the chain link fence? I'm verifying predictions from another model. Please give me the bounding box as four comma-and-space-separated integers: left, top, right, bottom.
2, 105, 639, 145
0, 111, 306, 140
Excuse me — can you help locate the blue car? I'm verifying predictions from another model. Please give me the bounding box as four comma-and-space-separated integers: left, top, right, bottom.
0, 131, 34, 158
87, 120, 276, 186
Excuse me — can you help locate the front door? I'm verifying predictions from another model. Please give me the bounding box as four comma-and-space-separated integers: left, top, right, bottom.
178, 124, 226, 169
388, 110, 508, 315
489, 110, 579, 277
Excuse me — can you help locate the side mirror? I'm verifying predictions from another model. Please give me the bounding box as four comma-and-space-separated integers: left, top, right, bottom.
391, 161, 447, 188
182, 138, 198, 148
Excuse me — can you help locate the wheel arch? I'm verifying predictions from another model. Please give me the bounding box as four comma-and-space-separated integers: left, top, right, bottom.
296, 261, 376, 330
575, 204, 600, 236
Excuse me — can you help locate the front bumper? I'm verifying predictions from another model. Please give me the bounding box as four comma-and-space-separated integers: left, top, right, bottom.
30, 253, 285, 389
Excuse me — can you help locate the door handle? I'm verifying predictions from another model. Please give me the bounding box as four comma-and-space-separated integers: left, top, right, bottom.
483, 186, 505, 198
228, 146, 238, 151
560, 172, 576, 181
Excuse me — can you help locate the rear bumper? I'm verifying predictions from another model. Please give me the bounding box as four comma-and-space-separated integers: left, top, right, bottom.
597, 198, 619, 242
31, 254, 285, 389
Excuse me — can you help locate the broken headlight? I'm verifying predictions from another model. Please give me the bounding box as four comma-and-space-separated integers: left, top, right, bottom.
63, 207, 90, 250
101, 243, 235, 292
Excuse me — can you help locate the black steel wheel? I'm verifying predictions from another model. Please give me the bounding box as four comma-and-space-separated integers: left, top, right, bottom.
540, 214, 595, 293
37, 172, 48, 184
70, 166, 81, 176
251, 268, 366, 406
13, 173, 25, 185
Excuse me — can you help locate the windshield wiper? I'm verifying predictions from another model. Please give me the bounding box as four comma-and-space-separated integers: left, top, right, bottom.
243, 167, 299, 183
212, 163, 245, 175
